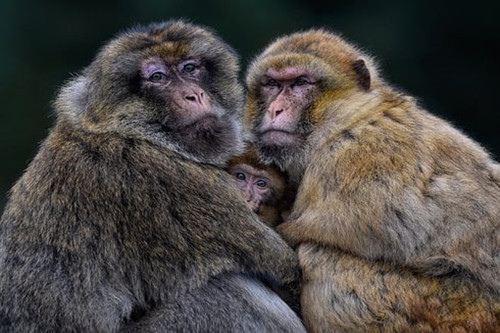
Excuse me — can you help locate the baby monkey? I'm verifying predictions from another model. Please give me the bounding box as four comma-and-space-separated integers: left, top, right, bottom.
227, 145, 301, 313
227, 144, 295, 227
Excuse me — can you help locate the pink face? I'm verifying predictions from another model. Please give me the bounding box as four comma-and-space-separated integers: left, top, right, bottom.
140, 57, 220, 128
257, 67, 320, 146
229, 164, 274, 213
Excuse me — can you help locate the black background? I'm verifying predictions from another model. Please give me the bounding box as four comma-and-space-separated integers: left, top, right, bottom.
1, 0, 498, 211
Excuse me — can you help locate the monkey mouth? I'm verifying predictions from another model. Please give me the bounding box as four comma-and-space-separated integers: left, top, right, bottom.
261, 129, 301, 145
188, 115, 218, 130
159, 115, 219, 137
169, 115, 219, 133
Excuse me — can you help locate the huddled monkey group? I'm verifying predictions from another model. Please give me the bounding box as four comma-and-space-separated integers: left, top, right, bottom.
1, 19, 498, 332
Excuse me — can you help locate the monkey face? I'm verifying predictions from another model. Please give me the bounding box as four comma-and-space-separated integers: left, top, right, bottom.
225, 143, 293, 226
257, 67, 320, 146
247, 64, 322, 172
138, 56, 226, 138
228, 163, 283, 213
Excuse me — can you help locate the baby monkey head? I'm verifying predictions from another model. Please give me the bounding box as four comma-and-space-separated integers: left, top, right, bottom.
55, 20, 245, 165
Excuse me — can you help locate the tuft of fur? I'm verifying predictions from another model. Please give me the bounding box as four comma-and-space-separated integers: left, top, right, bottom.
246, 29, 500, 332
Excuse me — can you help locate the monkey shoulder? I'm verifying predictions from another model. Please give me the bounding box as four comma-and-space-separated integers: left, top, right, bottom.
307, 100, 498, 196
292, 101, 500, 279
304, 106, 423, 194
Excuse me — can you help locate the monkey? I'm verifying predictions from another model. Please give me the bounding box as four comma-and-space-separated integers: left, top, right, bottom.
245, 29, 500, 332
226, 143, 295, 227
0, 20, 307, 332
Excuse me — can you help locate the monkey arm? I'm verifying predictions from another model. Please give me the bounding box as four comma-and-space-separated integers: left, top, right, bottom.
297, 242, 500, 332
278, 108, 499, 290
123, 274, 306, 332
164, 157, 300, 288
0, 129, 300, 330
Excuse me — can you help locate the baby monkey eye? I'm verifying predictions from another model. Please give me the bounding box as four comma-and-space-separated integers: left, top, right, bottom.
235, 172, 246, 181
255, 179, 267, 188
149, 72, 166, 82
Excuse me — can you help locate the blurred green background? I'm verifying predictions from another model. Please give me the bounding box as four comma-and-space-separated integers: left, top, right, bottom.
1, 0, 498, 211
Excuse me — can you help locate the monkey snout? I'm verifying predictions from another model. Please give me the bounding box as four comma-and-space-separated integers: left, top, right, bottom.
184, 91, 204, 104
269, 108, 284, 121
182, 88, 210, 113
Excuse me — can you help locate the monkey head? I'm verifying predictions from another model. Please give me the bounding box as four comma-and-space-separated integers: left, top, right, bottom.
55, 20, 245, 165
229, 164, 280, 213
226, 145, 291, 226
245, 30, 381, 179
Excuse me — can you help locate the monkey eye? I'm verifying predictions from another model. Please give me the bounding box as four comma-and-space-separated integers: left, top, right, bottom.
255, 179, 267, 188
149, 72, 167, 82
235, 172, 246, 181
265, 79, 280, 87
295, 77, 310, 86
183, 63, 197, 73
179, 60, 201, 75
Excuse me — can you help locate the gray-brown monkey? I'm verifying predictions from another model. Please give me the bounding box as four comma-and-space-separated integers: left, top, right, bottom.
0, 21, 306, 332
226, 144, 295, 228
246, 29, 500, 332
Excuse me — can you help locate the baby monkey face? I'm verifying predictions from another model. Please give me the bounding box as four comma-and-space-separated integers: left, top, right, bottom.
229, 163, 276, 213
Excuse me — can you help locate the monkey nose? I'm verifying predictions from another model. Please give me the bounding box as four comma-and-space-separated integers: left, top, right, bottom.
271, 109, 284, 121
183, 91, 210, 112
185, 91, 204, 104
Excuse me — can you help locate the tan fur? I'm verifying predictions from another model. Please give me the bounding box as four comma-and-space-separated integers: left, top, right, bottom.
300, 244, 500, 333
246, 29, 500, 332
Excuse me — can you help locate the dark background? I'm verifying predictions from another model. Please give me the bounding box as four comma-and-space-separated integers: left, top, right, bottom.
1, 0, 498, 211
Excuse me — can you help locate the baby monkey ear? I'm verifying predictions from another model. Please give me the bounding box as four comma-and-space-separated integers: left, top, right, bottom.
351, 59, 371, 91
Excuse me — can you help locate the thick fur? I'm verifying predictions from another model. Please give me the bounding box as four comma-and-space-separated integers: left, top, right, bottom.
246, 29, 500, 332
300, 244, 500, 333
126, 274, 305, 332
0, 20, 305, 332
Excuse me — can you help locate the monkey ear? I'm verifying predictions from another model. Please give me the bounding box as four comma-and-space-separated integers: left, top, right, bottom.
54, 76, 90, 119
351, 59, 371, 91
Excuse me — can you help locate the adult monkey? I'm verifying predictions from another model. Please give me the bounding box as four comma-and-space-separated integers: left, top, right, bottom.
246, 29, 500, 332
0, 21, 305, 332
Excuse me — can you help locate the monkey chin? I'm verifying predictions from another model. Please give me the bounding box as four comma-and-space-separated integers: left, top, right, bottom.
188, 115, 219, 133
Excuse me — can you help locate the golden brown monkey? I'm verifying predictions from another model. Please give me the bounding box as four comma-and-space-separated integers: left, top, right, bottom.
226, 144, 295, 227
245, 29, 500, 332
0, 21, 306, 332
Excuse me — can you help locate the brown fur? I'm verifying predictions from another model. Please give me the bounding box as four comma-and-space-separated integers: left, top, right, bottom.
246, 29, 500, 332
0, 21, 306, 332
